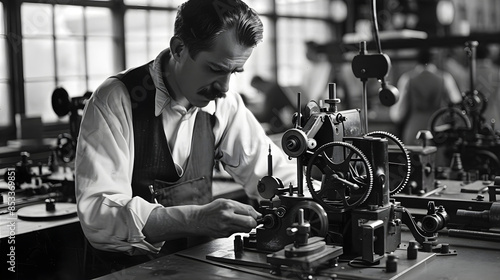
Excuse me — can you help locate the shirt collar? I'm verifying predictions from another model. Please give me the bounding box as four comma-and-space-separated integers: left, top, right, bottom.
152, 48, 216, 117
416, 63, 438, 73
153, 49, 172, 116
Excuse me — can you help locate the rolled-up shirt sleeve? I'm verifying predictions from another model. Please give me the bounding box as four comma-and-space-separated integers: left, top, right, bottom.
75, 79, 163, 255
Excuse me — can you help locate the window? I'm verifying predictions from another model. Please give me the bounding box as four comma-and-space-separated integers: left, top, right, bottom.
2, 0, 336, 141
276, 0, 334, 88
125, 9, 174, 68
125, 0, 184, 7
276, 0, 331, 17
22, 3, 116, 123
0, 2, 11, 127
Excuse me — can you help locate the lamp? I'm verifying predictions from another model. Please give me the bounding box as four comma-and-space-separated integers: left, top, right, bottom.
436, 0, 455, 25
330, 0, 347, 23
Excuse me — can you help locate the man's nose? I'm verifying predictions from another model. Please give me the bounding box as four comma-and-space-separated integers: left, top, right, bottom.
213, 74, 231, 93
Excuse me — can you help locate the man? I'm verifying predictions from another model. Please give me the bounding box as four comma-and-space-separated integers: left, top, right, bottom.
75, 0, 296, 271
390, 49, 462, 145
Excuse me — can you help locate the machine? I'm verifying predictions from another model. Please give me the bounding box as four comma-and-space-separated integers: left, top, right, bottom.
429, 41, 500, 180
208, 83, 452, 279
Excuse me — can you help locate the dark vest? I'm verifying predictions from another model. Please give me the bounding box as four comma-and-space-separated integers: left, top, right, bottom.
113, 62, 215, 207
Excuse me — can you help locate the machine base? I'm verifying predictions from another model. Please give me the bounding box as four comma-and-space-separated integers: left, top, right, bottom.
207, 242, 435, 280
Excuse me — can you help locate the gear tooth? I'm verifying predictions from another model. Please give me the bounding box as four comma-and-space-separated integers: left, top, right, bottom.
364, 131, 411, 195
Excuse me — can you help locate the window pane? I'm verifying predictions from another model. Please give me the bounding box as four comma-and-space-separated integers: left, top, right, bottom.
23, 38, 55, 79
277, 18, 333, 87
125, 9, 174, 68
167, 0, 186, 7
58, 78, 88, 98
149, 38, 170, 59
125, 0, 182, 7
86, 7, 113, 36
245, 0, 273, 14
1, 3, 11, 128
25, 81, 57, 122
22, 4, 53, 36
56, 39, 86, 77
126, 40, 148, 68
55, 5, 84, 36
87, 38, 115, 76
89, 77, 107, 92
0, 83, 11, 126
148, 10, 173, 58
149, 10, 173, 36
124, 0, 146, 5
125, 10, 147, 36
125, 0, 270, 12
149, 0, 171, 7
276, 0, 330, 18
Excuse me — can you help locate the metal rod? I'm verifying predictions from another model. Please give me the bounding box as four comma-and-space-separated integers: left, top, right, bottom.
268, 145, 272, 176
361, 80, 368, 134
448, 229, 500, 242
296, 92, 302, 128
297, 160, 304, 197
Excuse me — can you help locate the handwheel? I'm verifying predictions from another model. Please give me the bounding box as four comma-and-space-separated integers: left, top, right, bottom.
364, 131, 411, 195
429, 107, 471, 145
306, 142, 373, 212
466, 150, 500, 177
289, 201, 329, 237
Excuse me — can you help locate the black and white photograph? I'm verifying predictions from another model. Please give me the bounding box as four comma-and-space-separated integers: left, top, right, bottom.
0, 0, 499, 279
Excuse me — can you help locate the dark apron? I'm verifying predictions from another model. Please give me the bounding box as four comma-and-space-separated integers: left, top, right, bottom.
89, 62, 215, 275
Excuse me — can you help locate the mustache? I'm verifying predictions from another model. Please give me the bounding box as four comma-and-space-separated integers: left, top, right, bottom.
197, 87, 226, 100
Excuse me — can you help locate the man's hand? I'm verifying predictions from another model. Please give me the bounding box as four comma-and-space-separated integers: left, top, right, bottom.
143, 198, 261, 243
192, 198, 262, 238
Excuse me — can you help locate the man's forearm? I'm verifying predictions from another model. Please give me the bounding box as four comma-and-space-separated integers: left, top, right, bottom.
142, 205, 201, 244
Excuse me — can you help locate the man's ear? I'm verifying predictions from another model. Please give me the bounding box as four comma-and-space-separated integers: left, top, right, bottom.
170, 36, 185, 62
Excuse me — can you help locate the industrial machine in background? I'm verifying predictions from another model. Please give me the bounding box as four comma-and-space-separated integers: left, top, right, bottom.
0, 86, 90, 215
51, 87, 92, 164
429, 41, 500, 180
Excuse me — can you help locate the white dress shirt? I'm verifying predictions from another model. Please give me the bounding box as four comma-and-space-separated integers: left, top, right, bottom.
75, 49, 297, 255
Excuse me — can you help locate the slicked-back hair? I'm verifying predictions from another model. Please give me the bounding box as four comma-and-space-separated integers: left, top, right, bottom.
174, 0, 263, 59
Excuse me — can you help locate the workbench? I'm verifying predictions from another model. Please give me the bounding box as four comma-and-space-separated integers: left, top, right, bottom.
95, 229, 500, 280
0, 172, 246, 280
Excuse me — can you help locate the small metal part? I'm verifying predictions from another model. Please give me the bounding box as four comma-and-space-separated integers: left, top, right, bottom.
407, 240, 418, 260
385, 254, 398, 273
275, 207, 286, 218
440, 243, 450, 254
45, 198, 56, 212
148, 185, 159, 204
268, 145, 273, 176
257, 176, 284, 200
422, 241, 433, 252
234, 235, 243, 257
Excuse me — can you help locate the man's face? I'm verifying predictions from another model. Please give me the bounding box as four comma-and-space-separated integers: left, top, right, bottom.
173, 29, 253, 108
